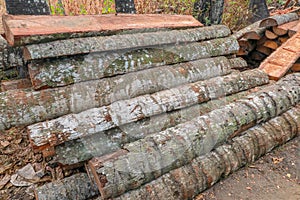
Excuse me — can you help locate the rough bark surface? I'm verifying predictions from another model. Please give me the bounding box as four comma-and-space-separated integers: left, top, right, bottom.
259, 13, 299, 28
28, 36, 239, 89
232, 20, 261, 40
88, 73, 299, 199
0, 56, 242, 131
27, 69, 269, 149
3, 14, 203, 46
35, 173, 99, 200
113, 105, 300, 200
194, 0, 224, 25
259, 32, 300, 80
24, 26, 231, 61
249, 0, 270, 23
54, 88, 264, 165
5, 0, 50, 15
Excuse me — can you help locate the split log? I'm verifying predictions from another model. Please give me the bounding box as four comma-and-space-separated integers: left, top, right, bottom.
35, 173, 99, 200
265, 29, 278, 40
3, 14, 203, 46
232, 20, 261, 39
242, 27, 266, 40
27, 69, 269, 149
259, 32, 300, 80
256, 45, 272, 55
113, 105, 300, 200
263, 39, 279, 50
272, 26, 288, 36
259, 12, 299, 28
0, 78, 32, 92
0, 56, 242, 131
23, 25, 230, 61
88, 73, 300, 199
28, 37, 239, 89
54, 88, 264, 165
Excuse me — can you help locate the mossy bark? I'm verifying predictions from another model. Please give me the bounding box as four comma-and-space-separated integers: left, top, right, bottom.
87, 73, 299, 199
113, 105, 300, 200
27, 69, 269, 148
24, 25, 231, 61
28, 36, 238, 89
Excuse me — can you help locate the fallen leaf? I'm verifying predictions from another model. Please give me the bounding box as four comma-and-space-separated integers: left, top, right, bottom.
0, 174, 11, 190
0, 140, 10, 148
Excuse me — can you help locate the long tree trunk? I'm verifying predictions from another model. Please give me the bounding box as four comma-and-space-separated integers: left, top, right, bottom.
249, 0, 270, 23
28, 36, 238, 89
54, 85, 267, 165
87, 73, 299, 199
0, 56, 242, 131
27, 69, 269, 149
194, 0, 224, 25
112, 105, 300, 200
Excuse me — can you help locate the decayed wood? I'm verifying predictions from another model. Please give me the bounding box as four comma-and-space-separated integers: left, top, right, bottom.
0, 78, 31, 92
259, 32, 300, 80
28, 37, 239, 89
256, 45, 272, 55
27, 69, 269, 149
3, 14, 203, 46
35, 173, 99, 200
113, 105, 300, 200
54, 88, 264, 165
265, 29, 278, 40
263, 40, 279, 49
0, 56, 242, 131
88, 73, 300, 199
24, 25, 230, 61
259, 13, 299, 28
272, 26, 288, 36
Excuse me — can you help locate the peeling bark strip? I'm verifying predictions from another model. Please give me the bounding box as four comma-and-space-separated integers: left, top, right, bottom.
35, 173, 99, 200
259, 32, 300, 80
28, 37, 239, 89
112, 105, 300, 200
3, 14, 202, 46
54, 88, 261, 165
259, 13, 299, 28
88, 73, 299, 199
27, 69, 269, 148
23, 25, 230, 61
0, 56, 240, 131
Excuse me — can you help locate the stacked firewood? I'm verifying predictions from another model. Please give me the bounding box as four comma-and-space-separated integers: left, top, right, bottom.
0, 14, 299, 200
234, 12, 300, 68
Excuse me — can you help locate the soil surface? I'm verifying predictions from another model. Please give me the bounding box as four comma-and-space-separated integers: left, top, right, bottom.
196, 136, 300, 200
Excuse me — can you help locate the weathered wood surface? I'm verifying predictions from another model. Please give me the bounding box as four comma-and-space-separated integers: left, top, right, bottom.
0, 56, 242, 131
88, 73, 300, 199
27, 69, 269, 149
35, 173, 99, 200
242, 27, 266, 40
259, 32, 300, 80
28, 37, 239, 89
3, 14, 203, 46
113, 105, 300, 200
259, 13, 299, 28
24, 25, 230, 61
54, 88, 265, 165
1, 78, 32, 92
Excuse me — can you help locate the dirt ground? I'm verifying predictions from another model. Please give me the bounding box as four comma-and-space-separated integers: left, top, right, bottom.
197, 136, 300, 200
0, 126, 299, 200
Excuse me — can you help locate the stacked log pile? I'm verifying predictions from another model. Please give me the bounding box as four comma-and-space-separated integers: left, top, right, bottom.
234, 12, 300, 68
0, 14, 299, 200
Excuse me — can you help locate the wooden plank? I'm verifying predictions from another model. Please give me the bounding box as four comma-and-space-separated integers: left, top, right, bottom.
277, 19, 299, 31
259, 13, 299, 28
112, 105, 300, 200
0, 56, 241, 131
27, 69, 269, 149
23, 25, 230, 61
288, 20, 300, 37
3, 14, 203, 46
88, 73, 300, 199
35, 173, 99, 200
259, 32, 300, 80
28, 37, 239, 89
